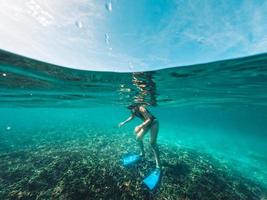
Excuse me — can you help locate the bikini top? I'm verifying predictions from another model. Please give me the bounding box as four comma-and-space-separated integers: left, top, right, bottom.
132, 107, 156, 121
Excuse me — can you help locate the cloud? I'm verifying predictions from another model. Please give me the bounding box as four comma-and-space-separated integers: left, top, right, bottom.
0, 0, 267, 71
0, 0, 110, 70
26, 0, 55, 27
136, 0, 267, 68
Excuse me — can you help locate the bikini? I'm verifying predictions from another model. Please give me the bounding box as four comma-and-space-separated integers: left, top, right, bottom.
132, 108, 157, 128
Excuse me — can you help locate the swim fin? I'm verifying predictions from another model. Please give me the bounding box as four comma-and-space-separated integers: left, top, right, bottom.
143, 168, 161, 190
122, 153, 141, 166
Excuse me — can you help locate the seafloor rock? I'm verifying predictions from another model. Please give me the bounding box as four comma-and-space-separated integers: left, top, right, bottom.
0, 128, 266, 200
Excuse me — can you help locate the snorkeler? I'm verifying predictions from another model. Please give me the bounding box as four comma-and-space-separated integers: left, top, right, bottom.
119, 104, 161, 169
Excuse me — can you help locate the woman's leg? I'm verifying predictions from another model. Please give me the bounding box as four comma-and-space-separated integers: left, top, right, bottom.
135, 127, 148, 156
150, 120, 160, 168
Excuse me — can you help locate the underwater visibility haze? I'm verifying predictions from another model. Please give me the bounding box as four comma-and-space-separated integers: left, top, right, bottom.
0, 49, 267, 199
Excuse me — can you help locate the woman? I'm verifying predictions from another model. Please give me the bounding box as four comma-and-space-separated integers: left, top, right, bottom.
119, 104, 160, 169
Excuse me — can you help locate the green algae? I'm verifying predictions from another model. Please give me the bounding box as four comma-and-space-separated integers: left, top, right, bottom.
0, 128, 266, 200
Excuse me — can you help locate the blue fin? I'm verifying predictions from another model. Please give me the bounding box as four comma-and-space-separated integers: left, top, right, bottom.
122, 153, 141, 166
143, 168, 161, 190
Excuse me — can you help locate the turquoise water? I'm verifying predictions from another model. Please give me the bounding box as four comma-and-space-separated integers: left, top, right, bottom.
0, 49, 267, 199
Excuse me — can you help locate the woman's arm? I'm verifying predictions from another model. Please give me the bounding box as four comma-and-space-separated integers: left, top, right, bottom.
135, 106, 152, 131
118, 114, 135, 127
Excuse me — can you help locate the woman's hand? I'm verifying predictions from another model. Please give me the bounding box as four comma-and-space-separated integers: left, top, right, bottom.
134, 125, 143, 133
118, 122, 124, 127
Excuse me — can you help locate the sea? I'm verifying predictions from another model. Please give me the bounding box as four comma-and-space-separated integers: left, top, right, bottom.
0, 49, 267, 200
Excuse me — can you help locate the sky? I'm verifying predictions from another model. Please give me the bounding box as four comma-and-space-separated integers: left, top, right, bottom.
0, 0, 267, 72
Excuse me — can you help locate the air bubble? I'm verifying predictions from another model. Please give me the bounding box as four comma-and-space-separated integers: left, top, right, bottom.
105, 33, 110, 45
2, 73, 7, 77
129, 62, 134, 70
105, 1, 112, 12
75, 21, 83, 28
6, 126, 11, 131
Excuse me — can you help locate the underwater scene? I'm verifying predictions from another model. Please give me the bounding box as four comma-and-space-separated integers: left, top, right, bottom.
0, 49, 267, 200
